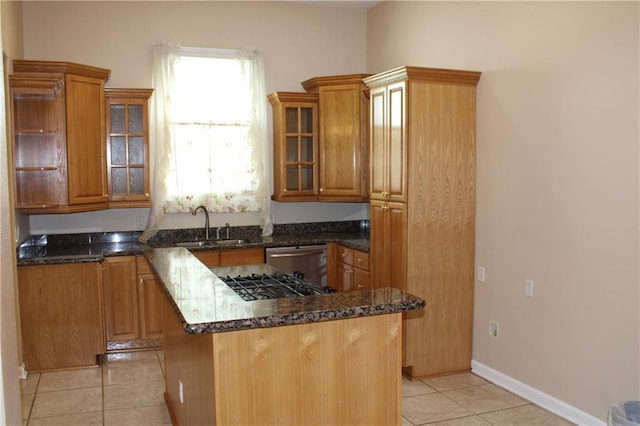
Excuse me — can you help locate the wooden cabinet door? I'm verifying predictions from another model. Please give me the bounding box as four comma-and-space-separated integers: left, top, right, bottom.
369, 86, 386, 201
387, 202, 407, 291
369, 82, 406, 203
138, 274, 163, 340
268, 92, 319, 201
317, 83, 368, 201
219, 248, 264, 266
18, 262, 105, 372
10, 74, 67, 211
105, 89, 152, 207
65, 73, 108, 206
103, 256, 139, 342
337, 260, 353, 292
387, 82, 407, 203
370, 200, 407, 290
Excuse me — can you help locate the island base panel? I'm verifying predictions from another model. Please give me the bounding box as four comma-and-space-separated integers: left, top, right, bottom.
163, 305, 402, 425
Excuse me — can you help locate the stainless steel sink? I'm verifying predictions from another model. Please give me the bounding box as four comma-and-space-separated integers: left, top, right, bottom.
175, 241, 215, 248
213, 239, 245, 246
174, 239, 244, 248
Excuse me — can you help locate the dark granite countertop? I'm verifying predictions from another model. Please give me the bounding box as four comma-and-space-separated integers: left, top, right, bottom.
146, 247, 425, 334
16, 224, 370, 266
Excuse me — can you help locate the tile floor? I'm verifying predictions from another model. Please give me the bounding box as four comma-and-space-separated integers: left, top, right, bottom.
20, 350, 573, 425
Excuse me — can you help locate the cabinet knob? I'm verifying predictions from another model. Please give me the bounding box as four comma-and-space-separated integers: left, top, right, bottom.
283, 188, 288, 192
319, 188, 324, 192
144, 193, 150, 197
357, 284, 363, 289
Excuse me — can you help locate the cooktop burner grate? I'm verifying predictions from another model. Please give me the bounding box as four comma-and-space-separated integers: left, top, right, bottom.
221, 272, 324, 301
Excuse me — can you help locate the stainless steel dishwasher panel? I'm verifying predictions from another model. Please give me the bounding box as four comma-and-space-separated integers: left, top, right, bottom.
265, 245, 327, 286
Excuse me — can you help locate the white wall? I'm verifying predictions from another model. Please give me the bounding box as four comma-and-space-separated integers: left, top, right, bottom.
21, 1, 370, 234
368, 1, 639, 422
0, 2, 23, 425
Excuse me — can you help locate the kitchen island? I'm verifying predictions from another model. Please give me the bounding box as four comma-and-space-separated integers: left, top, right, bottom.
147, 247, 425, 425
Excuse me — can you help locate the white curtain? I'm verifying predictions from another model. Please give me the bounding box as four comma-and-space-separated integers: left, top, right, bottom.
140, 42, 272, 242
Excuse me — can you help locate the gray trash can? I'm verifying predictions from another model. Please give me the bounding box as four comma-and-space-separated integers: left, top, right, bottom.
609, 401, 640, 426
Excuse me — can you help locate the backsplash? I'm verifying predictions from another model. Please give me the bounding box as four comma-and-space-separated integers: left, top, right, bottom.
19, 220, 369, 249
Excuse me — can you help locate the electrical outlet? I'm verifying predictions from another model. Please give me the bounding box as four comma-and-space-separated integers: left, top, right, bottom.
477, 266, 485, 283
525, 279, 534, 297
179, 380, 184, 404
489, 320, 499, 339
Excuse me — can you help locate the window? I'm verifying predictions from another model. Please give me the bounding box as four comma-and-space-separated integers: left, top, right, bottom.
169, 54, 257, 206
141, 43, 271, 241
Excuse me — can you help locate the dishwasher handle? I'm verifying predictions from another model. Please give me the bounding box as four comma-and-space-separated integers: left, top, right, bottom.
267, 250, 325, 258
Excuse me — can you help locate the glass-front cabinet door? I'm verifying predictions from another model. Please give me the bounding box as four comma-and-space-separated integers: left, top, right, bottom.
105, 88, 153, 207
268, 92, 318, 201
10, 74, 67, 212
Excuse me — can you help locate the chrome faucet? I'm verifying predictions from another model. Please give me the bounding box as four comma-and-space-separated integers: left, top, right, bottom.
191, 205, 210, 241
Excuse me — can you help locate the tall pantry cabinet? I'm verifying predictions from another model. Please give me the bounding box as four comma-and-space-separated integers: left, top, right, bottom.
364, 66, 481, 379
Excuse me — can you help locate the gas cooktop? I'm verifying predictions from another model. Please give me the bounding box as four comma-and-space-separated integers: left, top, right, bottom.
220, 272, 326, 301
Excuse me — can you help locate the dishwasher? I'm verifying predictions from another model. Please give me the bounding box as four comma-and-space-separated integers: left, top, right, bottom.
265, 245, 327, 286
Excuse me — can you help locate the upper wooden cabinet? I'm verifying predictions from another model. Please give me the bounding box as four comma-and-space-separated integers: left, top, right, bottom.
301, 74, 370, 202
105, 88, 152, 207
364, 66, 481, 379
10, 60, 111, 213
369, 81, 407, 203
268, 92, 319, 201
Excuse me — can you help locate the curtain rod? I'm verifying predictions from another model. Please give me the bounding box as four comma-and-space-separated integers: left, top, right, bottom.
179, 46, 239, 58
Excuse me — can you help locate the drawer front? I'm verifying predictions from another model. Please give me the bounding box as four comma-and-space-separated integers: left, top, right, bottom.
352, 249, 369, 271
337, 245, 353, 265
136, 256, 154, 275
353, 268, 370, 290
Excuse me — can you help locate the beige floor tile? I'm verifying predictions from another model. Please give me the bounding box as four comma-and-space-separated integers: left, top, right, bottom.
30, 387, 102, 419
103, 361, 164, 386
426, 415, 491, 425
103, 350, 160, 365
38, 368, 102, 392
21, 392, 34, 421
403, 392, 474, 425
20, 373, 40, 395
479, 404, 574, 425
403, 377, 437, 397
27, 410, 103, 426
443, 383, 528, 414
104, 404, 172, 426
402, 415, 414, 426
422, 373, 488, 392
103, 380, 166, 410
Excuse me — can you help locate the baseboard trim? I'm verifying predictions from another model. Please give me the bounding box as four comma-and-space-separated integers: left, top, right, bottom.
471, 360, 605, 426
18, 363, 27, 379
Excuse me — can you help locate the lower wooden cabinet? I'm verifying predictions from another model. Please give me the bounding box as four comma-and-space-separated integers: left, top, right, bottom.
193, 247, 264, 268
18, 262, 105, 372
336, 244, 370, 292
102, 256, 163, 351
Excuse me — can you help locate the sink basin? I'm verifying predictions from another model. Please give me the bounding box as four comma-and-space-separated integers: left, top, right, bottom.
174, 239, 245, 248
213, 239, 245, 246
175, 241, 215, 248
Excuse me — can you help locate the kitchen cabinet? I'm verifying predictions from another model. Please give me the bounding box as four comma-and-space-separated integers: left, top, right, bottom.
369, 200, 407, 291
336, 244, 370, 292
102, 256, 162, 351
10, 60, 111, 213
364, 66, 481, 379
268, 92, 319, 201
369, 81, 407, 203
105, 88, 152, 208
301, 74, 370, 201
193, 247, 264, 268
18, 262, 105, 372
